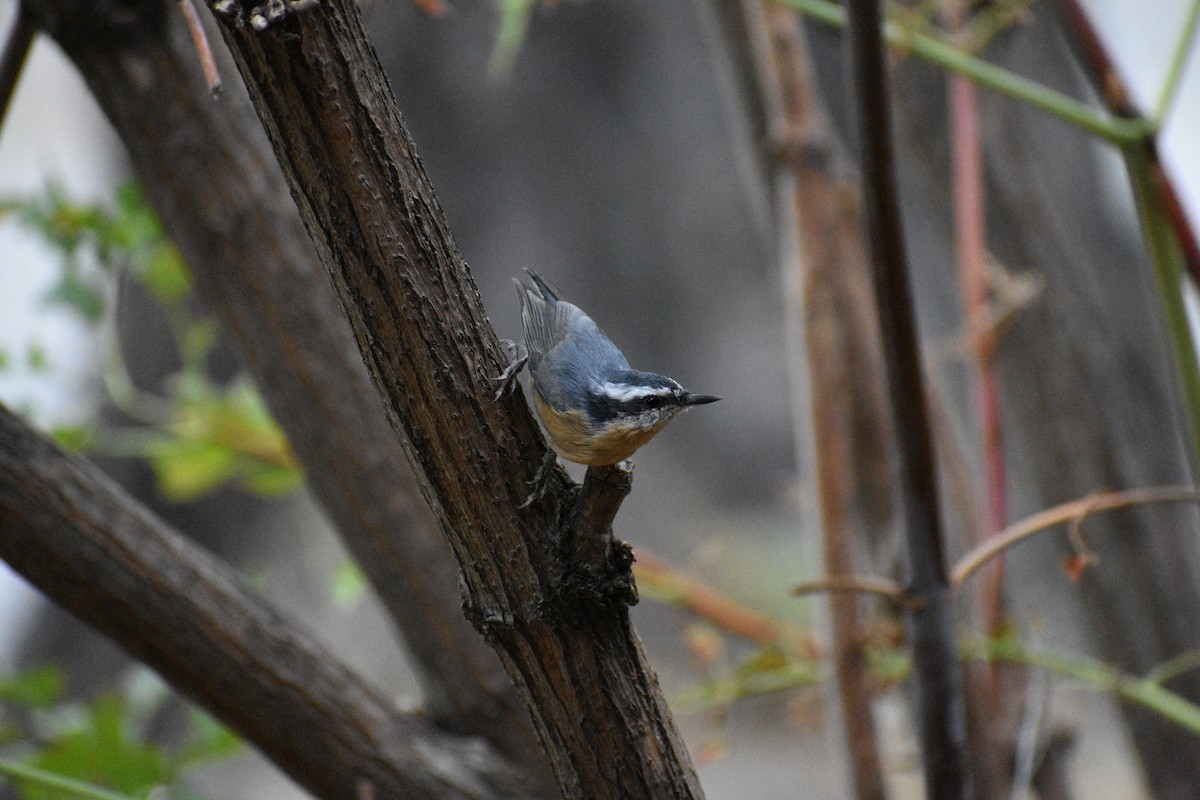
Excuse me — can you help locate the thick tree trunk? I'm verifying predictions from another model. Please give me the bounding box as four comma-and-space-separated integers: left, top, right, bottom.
19, 0, 556, 789
144, 0, 701, 796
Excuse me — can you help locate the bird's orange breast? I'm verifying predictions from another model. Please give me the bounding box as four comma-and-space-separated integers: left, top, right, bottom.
534, 392, 670, 466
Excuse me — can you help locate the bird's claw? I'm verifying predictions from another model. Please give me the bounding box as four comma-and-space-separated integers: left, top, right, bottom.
518, 448, 559, 509
493, 339, 528, 401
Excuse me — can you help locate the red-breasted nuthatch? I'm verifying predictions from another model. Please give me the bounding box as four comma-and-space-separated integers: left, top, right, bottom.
514, 270, 719, 466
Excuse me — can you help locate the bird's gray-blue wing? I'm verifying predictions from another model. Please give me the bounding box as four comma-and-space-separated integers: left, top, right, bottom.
514, 274, 628, 412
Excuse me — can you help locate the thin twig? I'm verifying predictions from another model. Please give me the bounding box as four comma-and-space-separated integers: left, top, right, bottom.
177, 0, 221, 95
0, 4, 35, 131
950, 486, 1200, 589
1054, 0, 1200, 287
728, 2, 891, 794
969, 636, 1200, 735
946, 9, 1008, 634
775, 0, 1151, 145
1154, 0, 1200, 125
1146, 648, 1200, 686
791, 576, 912, 606
636, 549, 807, 646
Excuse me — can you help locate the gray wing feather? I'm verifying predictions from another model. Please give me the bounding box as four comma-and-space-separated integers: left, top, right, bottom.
515, 270, 628, 410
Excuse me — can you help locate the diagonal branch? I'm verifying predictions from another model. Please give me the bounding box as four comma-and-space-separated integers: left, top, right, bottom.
18, 0, 550, 783
0, 2, 34, 130
0, 403, 534, 800
202, 1, 702, 797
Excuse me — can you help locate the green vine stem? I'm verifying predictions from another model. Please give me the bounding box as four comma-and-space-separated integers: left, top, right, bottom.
968, 637, 1200, 736
776, 0, 1152, 144
1123, 140, 1200, 461
0, 760, 139, 800
1155, 0, 1200, 125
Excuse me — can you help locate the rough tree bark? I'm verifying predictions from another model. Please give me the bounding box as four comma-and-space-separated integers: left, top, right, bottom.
197, 1, 703, 797
17, 0, 551, 785
0, 404, 533, 800
13, 0, 708, 796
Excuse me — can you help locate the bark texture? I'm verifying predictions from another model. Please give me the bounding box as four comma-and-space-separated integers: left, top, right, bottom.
18, 0, 548, 774
200, 1, 702, 797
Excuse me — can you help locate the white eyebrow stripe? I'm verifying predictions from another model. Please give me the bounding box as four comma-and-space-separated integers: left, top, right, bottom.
598, 382, 674, 402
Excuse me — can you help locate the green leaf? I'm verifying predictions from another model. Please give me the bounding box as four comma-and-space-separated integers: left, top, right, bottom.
0, 666, 65, 708
42, 271, 105, 322
733, 644, 789, 678
26, 342, 50, 373
23, 695, 168, 800
178, 710, 241, 767
332, 558, 367, 606
145, 436, 239, 502
240, 463, 304, 497
140, 245, 190, 305
489, 0, 539, 78
0, 759, 138, 800
180, 321, 218, 371
51, 425, 95, 452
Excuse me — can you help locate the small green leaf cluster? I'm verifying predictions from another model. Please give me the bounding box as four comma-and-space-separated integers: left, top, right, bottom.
0, 182, 190, 322
0, 181, 302, 502
0, 666, 240, 800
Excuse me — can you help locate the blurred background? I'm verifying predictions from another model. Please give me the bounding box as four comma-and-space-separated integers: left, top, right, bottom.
0, 1, 1198, 798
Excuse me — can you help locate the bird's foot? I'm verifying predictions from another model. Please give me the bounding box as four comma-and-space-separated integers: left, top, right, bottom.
492, 339, 528, 401
518, 448, 559, 509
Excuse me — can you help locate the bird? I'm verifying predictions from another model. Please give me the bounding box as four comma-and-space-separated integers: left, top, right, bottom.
513, 269, 719, 467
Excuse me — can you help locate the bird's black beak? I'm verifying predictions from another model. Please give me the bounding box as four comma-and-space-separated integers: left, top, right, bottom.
682, 393, 721, 406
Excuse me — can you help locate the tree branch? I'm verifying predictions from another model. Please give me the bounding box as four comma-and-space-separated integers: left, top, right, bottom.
0, 403, 534, 800
709, 2, 893, 796
201, 1, 702, 797
951, 486, 1200, 590
18, 0, 550, 783
0, 2, 34, 130
844, 2, 974, 797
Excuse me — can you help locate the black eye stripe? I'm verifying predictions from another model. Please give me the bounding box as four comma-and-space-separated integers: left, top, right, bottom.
587, 388, 676, 422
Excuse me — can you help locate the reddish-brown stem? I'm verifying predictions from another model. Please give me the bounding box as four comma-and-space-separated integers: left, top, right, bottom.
791, 576, 911, 606
1054, 0, 1200, 285
951, 486, 1200, 590
636, 550, 812, 646
724, 1, 893, 796
176, 0, 221, 94
950, 64, 1008, 621
944, 24, 1015, 792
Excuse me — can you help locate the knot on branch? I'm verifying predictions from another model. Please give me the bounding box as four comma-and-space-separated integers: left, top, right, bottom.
465, 462, 638, 640
553, 462, 639, 613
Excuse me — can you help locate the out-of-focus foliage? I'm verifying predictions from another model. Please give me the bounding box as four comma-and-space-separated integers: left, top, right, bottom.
0, 181, 302, 502
0, 666, 240, 800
